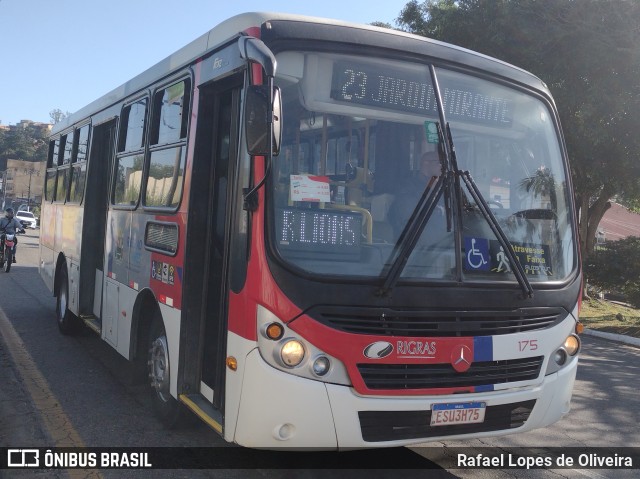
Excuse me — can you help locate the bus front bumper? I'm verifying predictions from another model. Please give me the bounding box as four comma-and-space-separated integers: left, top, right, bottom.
232, 348, 577, 450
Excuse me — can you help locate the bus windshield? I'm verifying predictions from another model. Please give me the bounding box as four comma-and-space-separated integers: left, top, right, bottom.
269, 51, 575, 284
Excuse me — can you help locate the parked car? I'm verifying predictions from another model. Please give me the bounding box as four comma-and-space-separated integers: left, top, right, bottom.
15, 210, 38, 229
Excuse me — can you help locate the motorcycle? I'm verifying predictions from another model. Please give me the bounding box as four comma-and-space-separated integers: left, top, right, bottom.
0, 233, 17, 272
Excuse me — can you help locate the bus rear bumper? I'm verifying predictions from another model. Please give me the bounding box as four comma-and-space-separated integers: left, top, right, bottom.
233, 348, 577, 449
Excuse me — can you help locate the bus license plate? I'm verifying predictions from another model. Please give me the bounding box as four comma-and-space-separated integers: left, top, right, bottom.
430, 402, 486, 426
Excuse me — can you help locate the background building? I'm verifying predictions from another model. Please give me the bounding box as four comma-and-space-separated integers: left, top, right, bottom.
2, 159, 46, 209
597, 202, 640, 243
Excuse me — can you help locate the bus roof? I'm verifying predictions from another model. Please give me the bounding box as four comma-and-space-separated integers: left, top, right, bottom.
51, 12, 548, 135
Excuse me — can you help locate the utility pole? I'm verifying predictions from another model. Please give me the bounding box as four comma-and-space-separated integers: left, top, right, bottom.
24, 167, 35, 210
1, 170, 6, 210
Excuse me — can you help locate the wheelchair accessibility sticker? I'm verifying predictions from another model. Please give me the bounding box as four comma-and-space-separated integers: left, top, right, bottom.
464, 237, 490, 271
464, 237, 553, 276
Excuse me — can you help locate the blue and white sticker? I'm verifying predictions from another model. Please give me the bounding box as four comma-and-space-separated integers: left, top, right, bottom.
464, 237, 490, 271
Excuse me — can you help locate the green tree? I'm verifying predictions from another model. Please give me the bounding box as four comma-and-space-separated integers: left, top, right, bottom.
0, 124, 48, 169
520, 167, 557, 210
49, 109, 71, 125
369, 21, 394, 29
394, 0, 640, 270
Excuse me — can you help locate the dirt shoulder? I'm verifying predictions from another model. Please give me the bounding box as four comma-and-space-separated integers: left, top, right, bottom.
580, 299, 640, 339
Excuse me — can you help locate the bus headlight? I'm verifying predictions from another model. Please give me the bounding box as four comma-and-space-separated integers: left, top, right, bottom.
546, 333, 581, 376
553, 348, 567, 366
281, 340, 305, 367
564, 334, 581, 356
312, 356, 331, 376
256, 305, 351, 386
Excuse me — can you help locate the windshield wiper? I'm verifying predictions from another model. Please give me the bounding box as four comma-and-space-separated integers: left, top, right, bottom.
378, 65, 533, 299
444, 123, 534, 299
459, 169, 534, 298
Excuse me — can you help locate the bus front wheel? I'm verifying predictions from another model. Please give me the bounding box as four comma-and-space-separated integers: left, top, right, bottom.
56, 265, 80, 334
147, 312, 184, 427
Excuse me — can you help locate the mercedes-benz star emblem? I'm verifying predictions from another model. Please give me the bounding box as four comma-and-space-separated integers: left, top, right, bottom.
451, 344, 473, 373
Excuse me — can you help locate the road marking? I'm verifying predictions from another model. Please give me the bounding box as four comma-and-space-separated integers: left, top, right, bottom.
0, 306, 103, 479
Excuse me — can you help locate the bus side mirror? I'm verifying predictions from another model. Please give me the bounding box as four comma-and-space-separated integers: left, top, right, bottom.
245, 85, 282, 157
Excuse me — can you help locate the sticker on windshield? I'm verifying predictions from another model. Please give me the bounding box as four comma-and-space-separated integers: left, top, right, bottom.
509, 242, 553, 276
464, 238, 553, 276
290, 175, 331, 203
424, 121, 440, 144
464, 237, 490, 271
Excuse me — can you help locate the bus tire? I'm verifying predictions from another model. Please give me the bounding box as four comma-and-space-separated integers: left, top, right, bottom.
56, 265, 80, 334
147, 311, 185, 428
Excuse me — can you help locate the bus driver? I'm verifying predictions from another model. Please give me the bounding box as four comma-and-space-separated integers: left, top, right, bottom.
391, 151, 442, 236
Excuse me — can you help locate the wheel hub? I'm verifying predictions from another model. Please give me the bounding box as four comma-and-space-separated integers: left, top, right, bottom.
149, 335, 171, 403
58, 285, 67, 320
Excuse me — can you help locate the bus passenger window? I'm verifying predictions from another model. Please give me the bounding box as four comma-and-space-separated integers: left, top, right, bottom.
113, 154, 143, 205
69, 164, 87, 203
75, 125, 90, 163
119, 99, 148, 152
47, 139, 60, 168
115, 99, 147, 206
46, 138, 61, 202
145, 148, 186, 208
56, 166, 70, 202
152, 80, 190, 145
62, 132, 75, 164
68, 125, 90, 203
143, 79, 190, 209
45, 170, 57, 201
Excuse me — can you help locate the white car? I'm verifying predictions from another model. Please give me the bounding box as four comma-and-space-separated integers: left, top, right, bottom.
16, 210, 38, 229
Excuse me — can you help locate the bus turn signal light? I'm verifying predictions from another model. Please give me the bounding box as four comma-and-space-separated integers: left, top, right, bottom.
226, 356, 238, 371
575, 322, 584, 334
266, 322, 284, 340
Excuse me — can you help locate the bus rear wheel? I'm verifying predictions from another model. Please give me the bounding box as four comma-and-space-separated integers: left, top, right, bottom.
147, 312, 184, 427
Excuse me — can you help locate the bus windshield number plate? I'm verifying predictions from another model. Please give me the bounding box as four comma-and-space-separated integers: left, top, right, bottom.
430, 402, 486, 426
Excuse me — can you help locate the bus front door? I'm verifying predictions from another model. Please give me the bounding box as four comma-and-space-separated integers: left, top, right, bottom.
182, 77, 242, 424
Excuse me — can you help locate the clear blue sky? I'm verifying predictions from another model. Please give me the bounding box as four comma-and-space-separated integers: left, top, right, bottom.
0, 0, 408, 126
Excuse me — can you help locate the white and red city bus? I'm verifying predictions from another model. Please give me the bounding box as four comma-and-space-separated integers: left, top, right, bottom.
40, 12, 582, 449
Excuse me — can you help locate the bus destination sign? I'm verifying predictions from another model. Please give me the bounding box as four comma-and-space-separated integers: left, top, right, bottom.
276, 208, 362, 259
330, 61, 512, 126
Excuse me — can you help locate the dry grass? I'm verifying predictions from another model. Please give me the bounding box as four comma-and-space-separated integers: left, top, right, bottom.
580, 298, 640, 338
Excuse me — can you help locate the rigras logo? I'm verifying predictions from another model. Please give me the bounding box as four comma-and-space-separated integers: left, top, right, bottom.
363, 341, 394, 359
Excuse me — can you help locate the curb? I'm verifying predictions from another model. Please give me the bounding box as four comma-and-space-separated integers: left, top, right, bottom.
583, 328, 640, 348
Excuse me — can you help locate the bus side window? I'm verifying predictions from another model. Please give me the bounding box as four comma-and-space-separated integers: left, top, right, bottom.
69, 124, 90, 204
150, 80, 189, 146
118, 99, 147, 153
144, 79, 190, 209
113, 154, 144, 206
114, 99, 148, 206
45, 139, 60, 201
54, 132, 75, 202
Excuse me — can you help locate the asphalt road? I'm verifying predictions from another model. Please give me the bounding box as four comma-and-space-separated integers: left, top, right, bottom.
1, 230, 639, 478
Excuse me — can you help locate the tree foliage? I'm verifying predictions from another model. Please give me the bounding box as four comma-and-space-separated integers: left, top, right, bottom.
394, 0, 640, 266
586, 238, 640, 307
49, 109, 71, 125
0, 125, 48, 171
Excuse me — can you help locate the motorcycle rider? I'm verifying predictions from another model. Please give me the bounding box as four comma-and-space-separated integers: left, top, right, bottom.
0, 207, 24, 263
